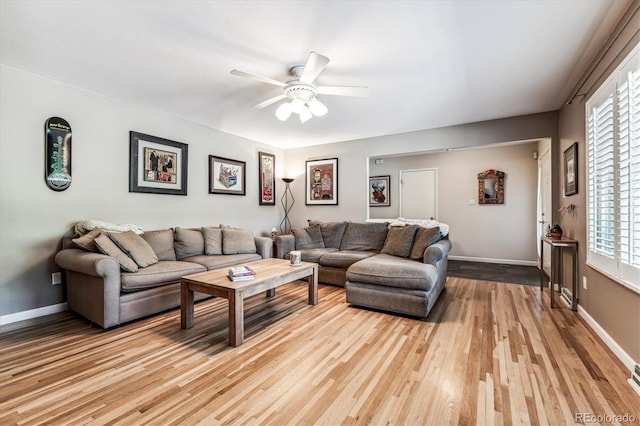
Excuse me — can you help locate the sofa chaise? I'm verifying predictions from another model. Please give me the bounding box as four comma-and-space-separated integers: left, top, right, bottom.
55, 224, 272, 328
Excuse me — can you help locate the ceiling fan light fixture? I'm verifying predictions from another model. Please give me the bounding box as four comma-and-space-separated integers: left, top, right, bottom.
299, 105, 313, 123
275, 102, 292, 121
290, 98, 305, 114
308, 99, 328, 117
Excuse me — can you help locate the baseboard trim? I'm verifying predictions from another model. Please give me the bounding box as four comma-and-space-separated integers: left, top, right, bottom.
0, 303, 68, 326
448, 255, 538, 267
577, 305, 636, 372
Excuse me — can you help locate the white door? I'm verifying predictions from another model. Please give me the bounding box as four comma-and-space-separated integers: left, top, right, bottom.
537, 148, 552, 276
400, 168, 437, 220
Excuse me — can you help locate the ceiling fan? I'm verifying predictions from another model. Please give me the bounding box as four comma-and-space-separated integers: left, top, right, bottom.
231, 51, 369, 123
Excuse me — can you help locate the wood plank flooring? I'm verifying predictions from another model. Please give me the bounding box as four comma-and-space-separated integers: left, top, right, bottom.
1, 277, 638, 425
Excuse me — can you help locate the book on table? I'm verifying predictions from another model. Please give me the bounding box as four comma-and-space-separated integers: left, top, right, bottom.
228, 266, 256, 281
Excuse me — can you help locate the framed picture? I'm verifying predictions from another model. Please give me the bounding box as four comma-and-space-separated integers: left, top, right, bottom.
129, 131, 188, 195
478, 169, 505, 204
369, 175, 390, 207
564, 142, 578, 196
258, 152, 276, 205
209, 155, 246, 195
305, 158, 338, 205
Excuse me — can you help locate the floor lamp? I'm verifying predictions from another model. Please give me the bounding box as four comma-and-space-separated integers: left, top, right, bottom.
279, 178, 294, 234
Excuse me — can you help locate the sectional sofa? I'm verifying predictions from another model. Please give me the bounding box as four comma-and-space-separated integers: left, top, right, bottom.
275, 220, 451, 318
55, 225, 272, 328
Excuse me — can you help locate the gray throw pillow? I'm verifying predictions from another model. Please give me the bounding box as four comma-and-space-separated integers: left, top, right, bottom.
108, 231, 159, 268
339, 222, 389, 252
381, 225, 419, 258
72, 229, 101, 252
410, 227, 442, 260
202, 227, 223, 255
94, 233, 138, 272
222, 229, 257, 254
141, 229, 176, 261
293, 225, 325, 249
174, 227, 205, 260
307, 220, 348, 249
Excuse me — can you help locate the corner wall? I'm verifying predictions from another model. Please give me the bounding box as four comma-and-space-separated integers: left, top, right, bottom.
0, 65, 284, 317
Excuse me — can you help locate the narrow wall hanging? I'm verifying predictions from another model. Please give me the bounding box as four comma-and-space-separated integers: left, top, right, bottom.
45, 117, 72, 191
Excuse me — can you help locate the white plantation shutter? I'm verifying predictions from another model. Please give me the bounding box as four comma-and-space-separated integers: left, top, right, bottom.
586, 44, 640, 291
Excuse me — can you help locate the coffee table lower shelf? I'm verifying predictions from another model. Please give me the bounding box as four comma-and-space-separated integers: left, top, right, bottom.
180, 258, 318, 347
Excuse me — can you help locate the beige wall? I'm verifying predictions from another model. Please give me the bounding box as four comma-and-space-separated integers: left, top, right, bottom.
556, 4, 640, 360
0, 65, 284, 317
368, 142, 540, 264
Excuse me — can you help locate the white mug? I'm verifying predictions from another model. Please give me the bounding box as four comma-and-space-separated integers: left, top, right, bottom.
289, 250, 302, 266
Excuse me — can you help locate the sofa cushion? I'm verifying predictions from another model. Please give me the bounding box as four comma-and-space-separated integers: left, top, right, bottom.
141, 229, 176, 261
293, 225, 325, 249
410, 227, 442, 260
184, 253, 262, 270
72, 229, 101, 252
108, 231, 159, 268
347, 253, 437, 291
202, 227, 223, 255
94, 233, 138, 273
318, 250, 377, 269
120, 260, 206, 292
222, 229, 257, 254
308, 220, 348, 249
339, 222, 389, 252
381, 225, 418, 258
299, 247, 339, 263
174, 227, 205, 260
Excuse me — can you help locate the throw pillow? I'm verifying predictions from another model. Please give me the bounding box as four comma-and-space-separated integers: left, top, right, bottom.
410, 227, 442, 260
94, 233, 138, 273
222, 229, 257, 254
202, 227, 223, 255
308, 220, 348, 249
174, 227, 205, 260
141, 229, 176, 261
293, 225, 325, 249
339, 222, 389, 252
108, 231, 159, 268
381, 225, 419, 258
72, 229, 101, 252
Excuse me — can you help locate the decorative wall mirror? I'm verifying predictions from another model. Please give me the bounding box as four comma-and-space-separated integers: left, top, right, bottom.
478, 169, 505, 204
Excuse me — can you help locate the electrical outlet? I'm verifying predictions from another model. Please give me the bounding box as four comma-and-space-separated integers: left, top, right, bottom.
52, 272, 62, 285
582, 276, 587, 290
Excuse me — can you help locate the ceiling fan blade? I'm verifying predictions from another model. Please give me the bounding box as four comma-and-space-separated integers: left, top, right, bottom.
316, 85, 370, 97
299, 51, 330, 84
230, 69, 285, 87
252, 94, 287, 109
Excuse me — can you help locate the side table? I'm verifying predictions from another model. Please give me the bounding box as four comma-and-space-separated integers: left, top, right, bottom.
539, 236, 578, 311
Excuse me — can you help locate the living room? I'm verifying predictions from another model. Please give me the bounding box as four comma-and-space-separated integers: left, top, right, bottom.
1, 0, 639, 424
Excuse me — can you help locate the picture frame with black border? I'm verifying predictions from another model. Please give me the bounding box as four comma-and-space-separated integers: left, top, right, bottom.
258, 152, 276, 205
209, 155, 246, 195
564, 142, 578, 196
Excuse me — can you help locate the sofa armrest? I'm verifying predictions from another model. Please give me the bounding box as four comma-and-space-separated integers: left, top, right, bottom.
254, 236, 273, 259
423, 238, 452, 266
55, 248, 121, 278
275, 234, 295, 259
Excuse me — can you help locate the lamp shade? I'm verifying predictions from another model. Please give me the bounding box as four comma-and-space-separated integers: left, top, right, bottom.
308, 99, 328, 117
299, 105, 313, 123
275, 102, 292, 121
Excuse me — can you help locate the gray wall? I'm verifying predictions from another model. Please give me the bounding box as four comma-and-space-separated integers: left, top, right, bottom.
369, 142, 540, 264
556, 4, 640, 361
0, 65, 284, 317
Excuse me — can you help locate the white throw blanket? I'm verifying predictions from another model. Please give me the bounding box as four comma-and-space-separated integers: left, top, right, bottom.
388, 218, 449, 237
74, 220, 144, 236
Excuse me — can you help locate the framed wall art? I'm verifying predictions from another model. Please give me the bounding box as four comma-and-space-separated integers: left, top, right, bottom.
129, 131, 188, 196
258, 152, 276, 205
478, 169, 505, 204
209, 155, 246, 195
45, 116, 72, 191
305, 158, 338, 205
564, 142, 578, 196
369, 175, 390, 207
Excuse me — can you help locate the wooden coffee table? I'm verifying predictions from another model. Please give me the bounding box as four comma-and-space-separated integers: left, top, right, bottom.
180, 258, 318, 346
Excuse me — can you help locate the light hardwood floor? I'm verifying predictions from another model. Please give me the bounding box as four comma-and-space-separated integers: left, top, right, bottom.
1, 277, 638, 425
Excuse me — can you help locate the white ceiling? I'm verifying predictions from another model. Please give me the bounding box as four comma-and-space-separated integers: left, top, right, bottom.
0, 1, 630, 149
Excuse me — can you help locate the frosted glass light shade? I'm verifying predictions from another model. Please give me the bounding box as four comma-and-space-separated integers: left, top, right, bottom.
275, 102, 292, 121
308, 99, 328, 117
299, 105, 313, 123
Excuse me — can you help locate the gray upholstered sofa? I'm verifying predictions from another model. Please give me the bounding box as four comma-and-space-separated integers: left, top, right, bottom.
55, 225, 272, 328
275, 220, 451, 318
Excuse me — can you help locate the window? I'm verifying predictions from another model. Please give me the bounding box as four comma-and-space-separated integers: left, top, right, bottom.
586, 43, 640, 292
